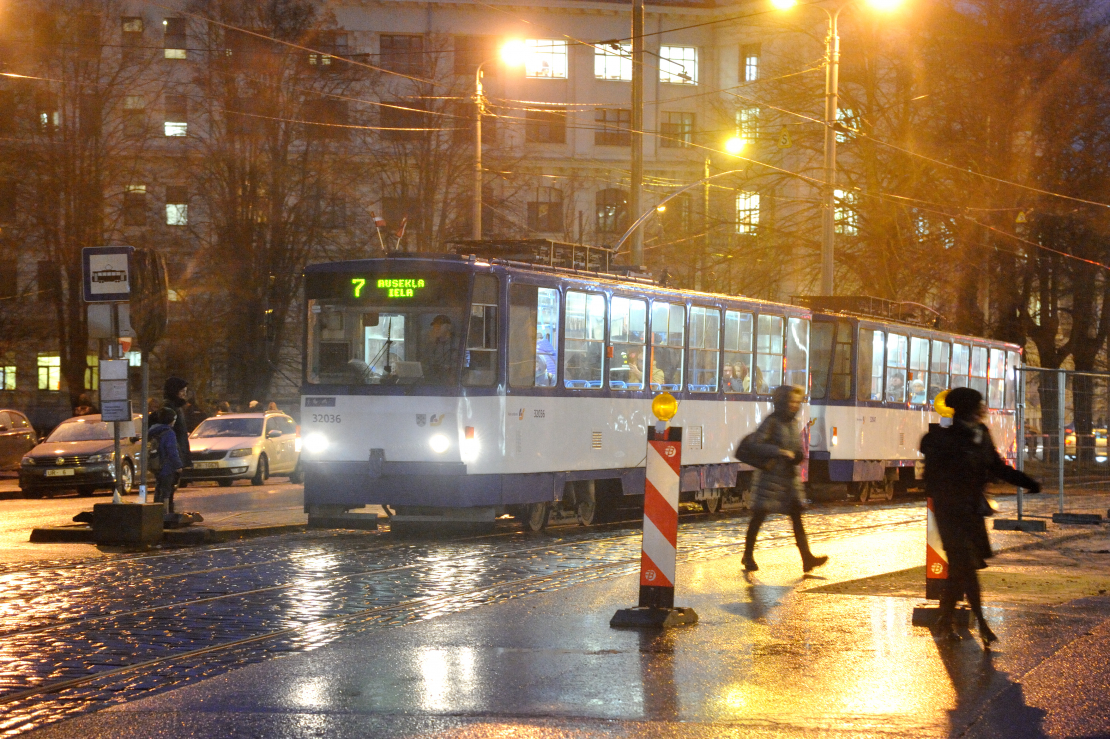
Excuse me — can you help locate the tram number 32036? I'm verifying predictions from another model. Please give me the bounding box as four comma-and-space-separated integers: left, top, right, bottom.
311, 414, 342, 424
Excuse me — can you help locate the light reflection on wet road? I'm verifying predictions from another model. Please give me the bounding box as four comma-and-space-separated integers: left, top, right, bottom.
0, 500, 923, 736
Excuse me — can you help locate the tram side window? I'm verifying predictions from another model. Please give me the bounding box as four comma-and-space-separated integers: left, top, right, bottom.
857, 328, 885, 401
809, 321, 835, 400
651, 301, 684, 391
610, 296, 647, 390
784, 317, 809, 391
1005, 351, 1020, 409
969, 345, 988, 395
508, 284, 559, 388
929, 340, 950, 402
564, 290, 606, 388
950, 343, 970, 389
723, 310, 753, 392
754, 314, 783, 393
464, 274, 499, 387
988, 348, 1006, 408
688, 307, 721, 392
830, 320, 854, 400
908, 337, 929, 404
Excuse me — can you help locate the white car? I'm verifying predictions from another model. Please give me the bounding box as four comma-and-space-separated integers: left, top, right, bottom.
183, 412, 302, 487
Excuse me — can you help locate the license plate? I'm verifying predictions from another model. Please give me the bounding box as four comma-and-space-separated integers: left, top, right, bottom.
193, 461, 219, 469
45, 469, 75, 477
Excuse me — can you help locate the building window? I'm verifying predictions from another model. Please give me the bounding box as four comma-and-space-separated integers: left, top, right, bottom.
0, 365, 15, 391
79, 94, 101, 138
163, 17, 186, 59
595, 43, 631, 81
454, 35, 496, 76
122, 17, 143, 59
660, 111, 694, 148
527, 187, 563, 232
123, 95, 145, 136
304, 99, 350, 138
37, 354, 60, 391
380, 103, 426, 141
164, 94, 187, 136
525, 107, 566, 144
736, 191, 760, 235
124, 185, 146, 227
84, 354, 99, 391
166, 186, 187, 226
380, 34, 423, 76
0, 258, 15, 298
594, 108, 631, 146
36, 261, 58, 302
659, 46, 697, 84
525, 39, 567, 79
596, 188, 628, 234
307, 31, 348, 70
660, 194, 691, 235
835, 189, 858, 235
36, 92, 59, 135
741, 43, 760, 82
736, 107, 759, 143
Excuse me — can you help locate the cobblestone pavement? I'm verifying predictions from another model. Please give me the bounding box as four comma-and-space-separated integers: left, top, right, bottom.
0, 500, 925, 736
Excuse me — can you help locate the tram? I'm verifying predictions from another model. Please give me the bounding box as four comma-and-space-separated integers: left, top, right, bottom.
298, 241, 1019, 529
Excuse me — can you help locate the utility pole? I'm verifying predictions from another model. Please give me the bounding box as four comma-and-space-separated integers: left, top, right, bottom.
473, 66, 484, 241
820, 10, 840, 295
630, 0, 644, 267
700, 157, 710, 291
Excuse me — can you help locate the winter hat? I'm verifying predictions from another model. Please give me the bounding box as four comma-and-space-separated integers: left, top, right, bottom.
946, 386, 983, 420
772, 385, 804, 416
163, 376, 189, 401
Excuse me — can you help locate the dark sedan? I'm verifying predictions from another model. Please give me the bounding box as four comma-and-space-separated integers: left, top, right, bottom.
19, 414, 142, 498
0, 410, 37, 469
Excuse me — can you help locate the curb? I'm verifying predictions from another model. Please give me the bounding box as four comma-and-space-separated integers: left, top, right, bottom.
211, 523, 307, 542
29, 522, 307, 547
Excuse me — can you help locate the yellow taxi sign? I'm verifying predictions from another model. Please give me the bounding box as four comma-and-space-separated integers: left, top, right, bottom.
933, 389, 954, 418
652, 392, 678, 422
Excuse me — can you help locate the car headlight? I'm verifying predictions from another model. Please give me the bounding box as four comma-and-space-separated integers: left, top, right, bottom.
21, 456, 34, 466
229, 448, 254, 457
87, 452, 114, 463
429, 434, 450, 454
303, 433, 329, 454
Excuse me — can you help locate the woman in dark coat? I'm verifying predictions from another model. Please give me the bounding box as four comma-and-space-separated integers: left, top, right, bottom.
740, 385, 829, 574
920, 387, 1041, 645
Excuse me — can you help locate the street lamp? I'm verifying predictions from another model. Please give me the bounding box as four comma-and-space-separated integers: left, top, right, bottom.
473, 42, 528, 240
774, 0, 902, 295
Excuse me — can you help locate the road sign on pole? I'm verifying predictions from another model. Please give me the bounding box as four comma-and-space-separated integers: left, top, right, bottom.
83, 246, 133, 303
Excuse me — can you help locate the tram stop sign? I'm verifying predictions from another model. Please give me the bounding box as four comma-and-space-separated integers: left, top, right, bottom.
83, 246, 133, 303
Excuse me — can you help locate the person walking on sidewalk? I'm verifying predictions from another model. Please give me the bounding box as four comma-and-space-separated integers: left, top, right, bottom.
739, 385, 829, 574
149, 408, 184, 515
920, 387, 1041, 646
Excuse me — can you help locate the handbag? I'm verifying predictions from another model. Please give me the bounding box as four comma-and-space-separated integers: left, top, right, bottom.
734, 430, 770, 469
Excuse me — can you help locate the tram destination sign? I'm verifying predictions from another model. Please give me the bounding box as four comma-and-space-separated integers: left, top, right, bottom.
305, 272, 466, 304
352, 277, 426, 299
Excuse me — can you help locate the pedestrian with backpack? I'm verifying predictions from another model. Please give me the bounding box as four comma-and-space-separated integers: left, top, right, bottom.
149, 408, 184, 515
734, 385, 828, 574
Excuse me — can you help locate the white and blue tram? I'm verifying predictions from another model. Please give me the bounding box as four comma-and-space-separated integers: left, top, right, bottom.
298, 246, 1020, 528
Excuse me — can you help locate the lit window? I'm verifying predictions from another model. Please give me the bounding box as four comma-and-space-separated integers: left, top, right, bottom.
126, 351, 142, 367
525, 40, 568, 79
164, 17, 186, 59
84, 354, 98, 390
595, 43, 631, 81
835, 189, 858, 235
1, 365, 15, 390
659, 46, 697, 84
736, 107, 759, 143
164, 94, 187, 136
37, 354, 60, 391
736, 191, 759, 235
742, 44, 760, 82
166, 186, 187, 226
124, 185, 146, 227
660, 112, 694, 148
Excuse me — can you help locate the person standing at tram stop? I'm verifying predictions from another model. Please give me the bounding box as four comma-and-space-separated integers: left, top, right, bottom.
739, 385, 829, 574
162, 377, 193, 470
920, 387, 1042, 645
149, 408, 184, 515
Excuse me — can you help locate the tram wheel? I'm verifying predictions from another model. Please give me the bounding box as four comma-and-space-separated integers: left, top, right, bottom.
523, 502, 549, 532
700, 492, 723, 514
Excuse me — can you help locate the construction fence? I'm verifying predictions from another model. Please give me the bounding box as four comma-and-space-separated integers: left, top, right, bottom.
1016, 368, 1110, 521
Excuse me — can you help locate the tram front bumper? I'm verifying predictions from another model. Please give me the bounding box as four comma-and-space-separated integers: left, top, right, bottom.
302, 459, 497, 510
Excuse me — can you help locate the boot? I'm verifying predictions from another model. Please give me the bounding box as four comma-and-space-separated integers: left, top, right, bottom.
741, 553, 759, 572
801, 554, 828, 573
978, 620, 998, 647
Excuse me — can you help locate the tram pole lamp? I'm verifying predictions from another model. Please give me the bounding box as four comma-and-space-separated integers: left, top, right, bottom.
473, 41, 529, 240
772, 0, 903, 295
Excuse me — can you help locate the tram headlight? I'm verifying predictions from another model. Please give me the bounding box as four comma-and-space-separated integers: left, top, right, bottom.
429, 434, 450, 454
303, 432, 330, 455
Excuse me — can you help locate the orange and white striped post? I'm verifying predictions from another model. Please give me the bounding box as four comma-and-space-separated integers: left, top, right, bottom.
924, 496, 948, 601
611, 393, 698, 629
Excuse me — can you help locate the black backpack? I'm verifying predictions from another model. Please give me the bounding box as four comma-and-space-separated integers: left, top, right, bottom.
147, 429, 164, 474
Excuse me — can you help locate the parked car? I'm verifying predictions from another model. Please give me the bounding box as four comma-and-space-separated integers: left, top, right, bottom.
19, 414, 142, 498
183, 412, 302, 487
0, 410, 38, 470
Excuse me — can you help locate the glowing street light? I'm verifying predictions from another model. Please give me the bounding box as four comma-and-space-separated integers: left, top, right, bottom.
724, 136, 746, 156
774, 0, 903, 295
472, 42, 528, 240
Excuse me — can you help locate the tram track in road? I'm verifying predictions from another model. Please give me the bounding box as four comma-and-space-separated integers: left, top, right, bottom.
0, 505, 925, 738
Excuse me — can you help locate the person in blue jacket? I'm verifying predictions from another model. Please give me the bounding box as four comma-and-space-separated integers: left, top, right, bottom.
149, 408, 184, 515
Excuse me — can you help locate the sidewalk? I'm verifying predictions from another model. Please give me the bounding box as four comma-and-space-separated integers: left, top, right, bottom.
24, 519, 1110, 738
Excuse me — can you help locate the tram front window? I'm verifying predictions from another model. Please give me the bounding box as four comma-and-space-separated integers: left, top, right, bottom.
306, 273, 468, 386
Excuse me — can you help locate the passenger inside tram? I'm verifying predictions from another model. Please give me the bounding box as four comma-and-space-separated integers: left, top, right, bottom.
886, 372, 906, 402
753, 365, 768, 394
910, 379, 927, 404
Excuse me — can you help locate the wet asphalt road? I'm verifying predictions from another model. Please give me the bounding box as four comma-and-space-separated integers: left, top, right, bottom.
0, 496, 924, 737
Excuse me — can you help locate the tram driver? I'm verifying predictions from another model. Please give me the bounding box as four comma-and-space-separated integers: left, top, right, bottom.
425, 314, 457, 384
